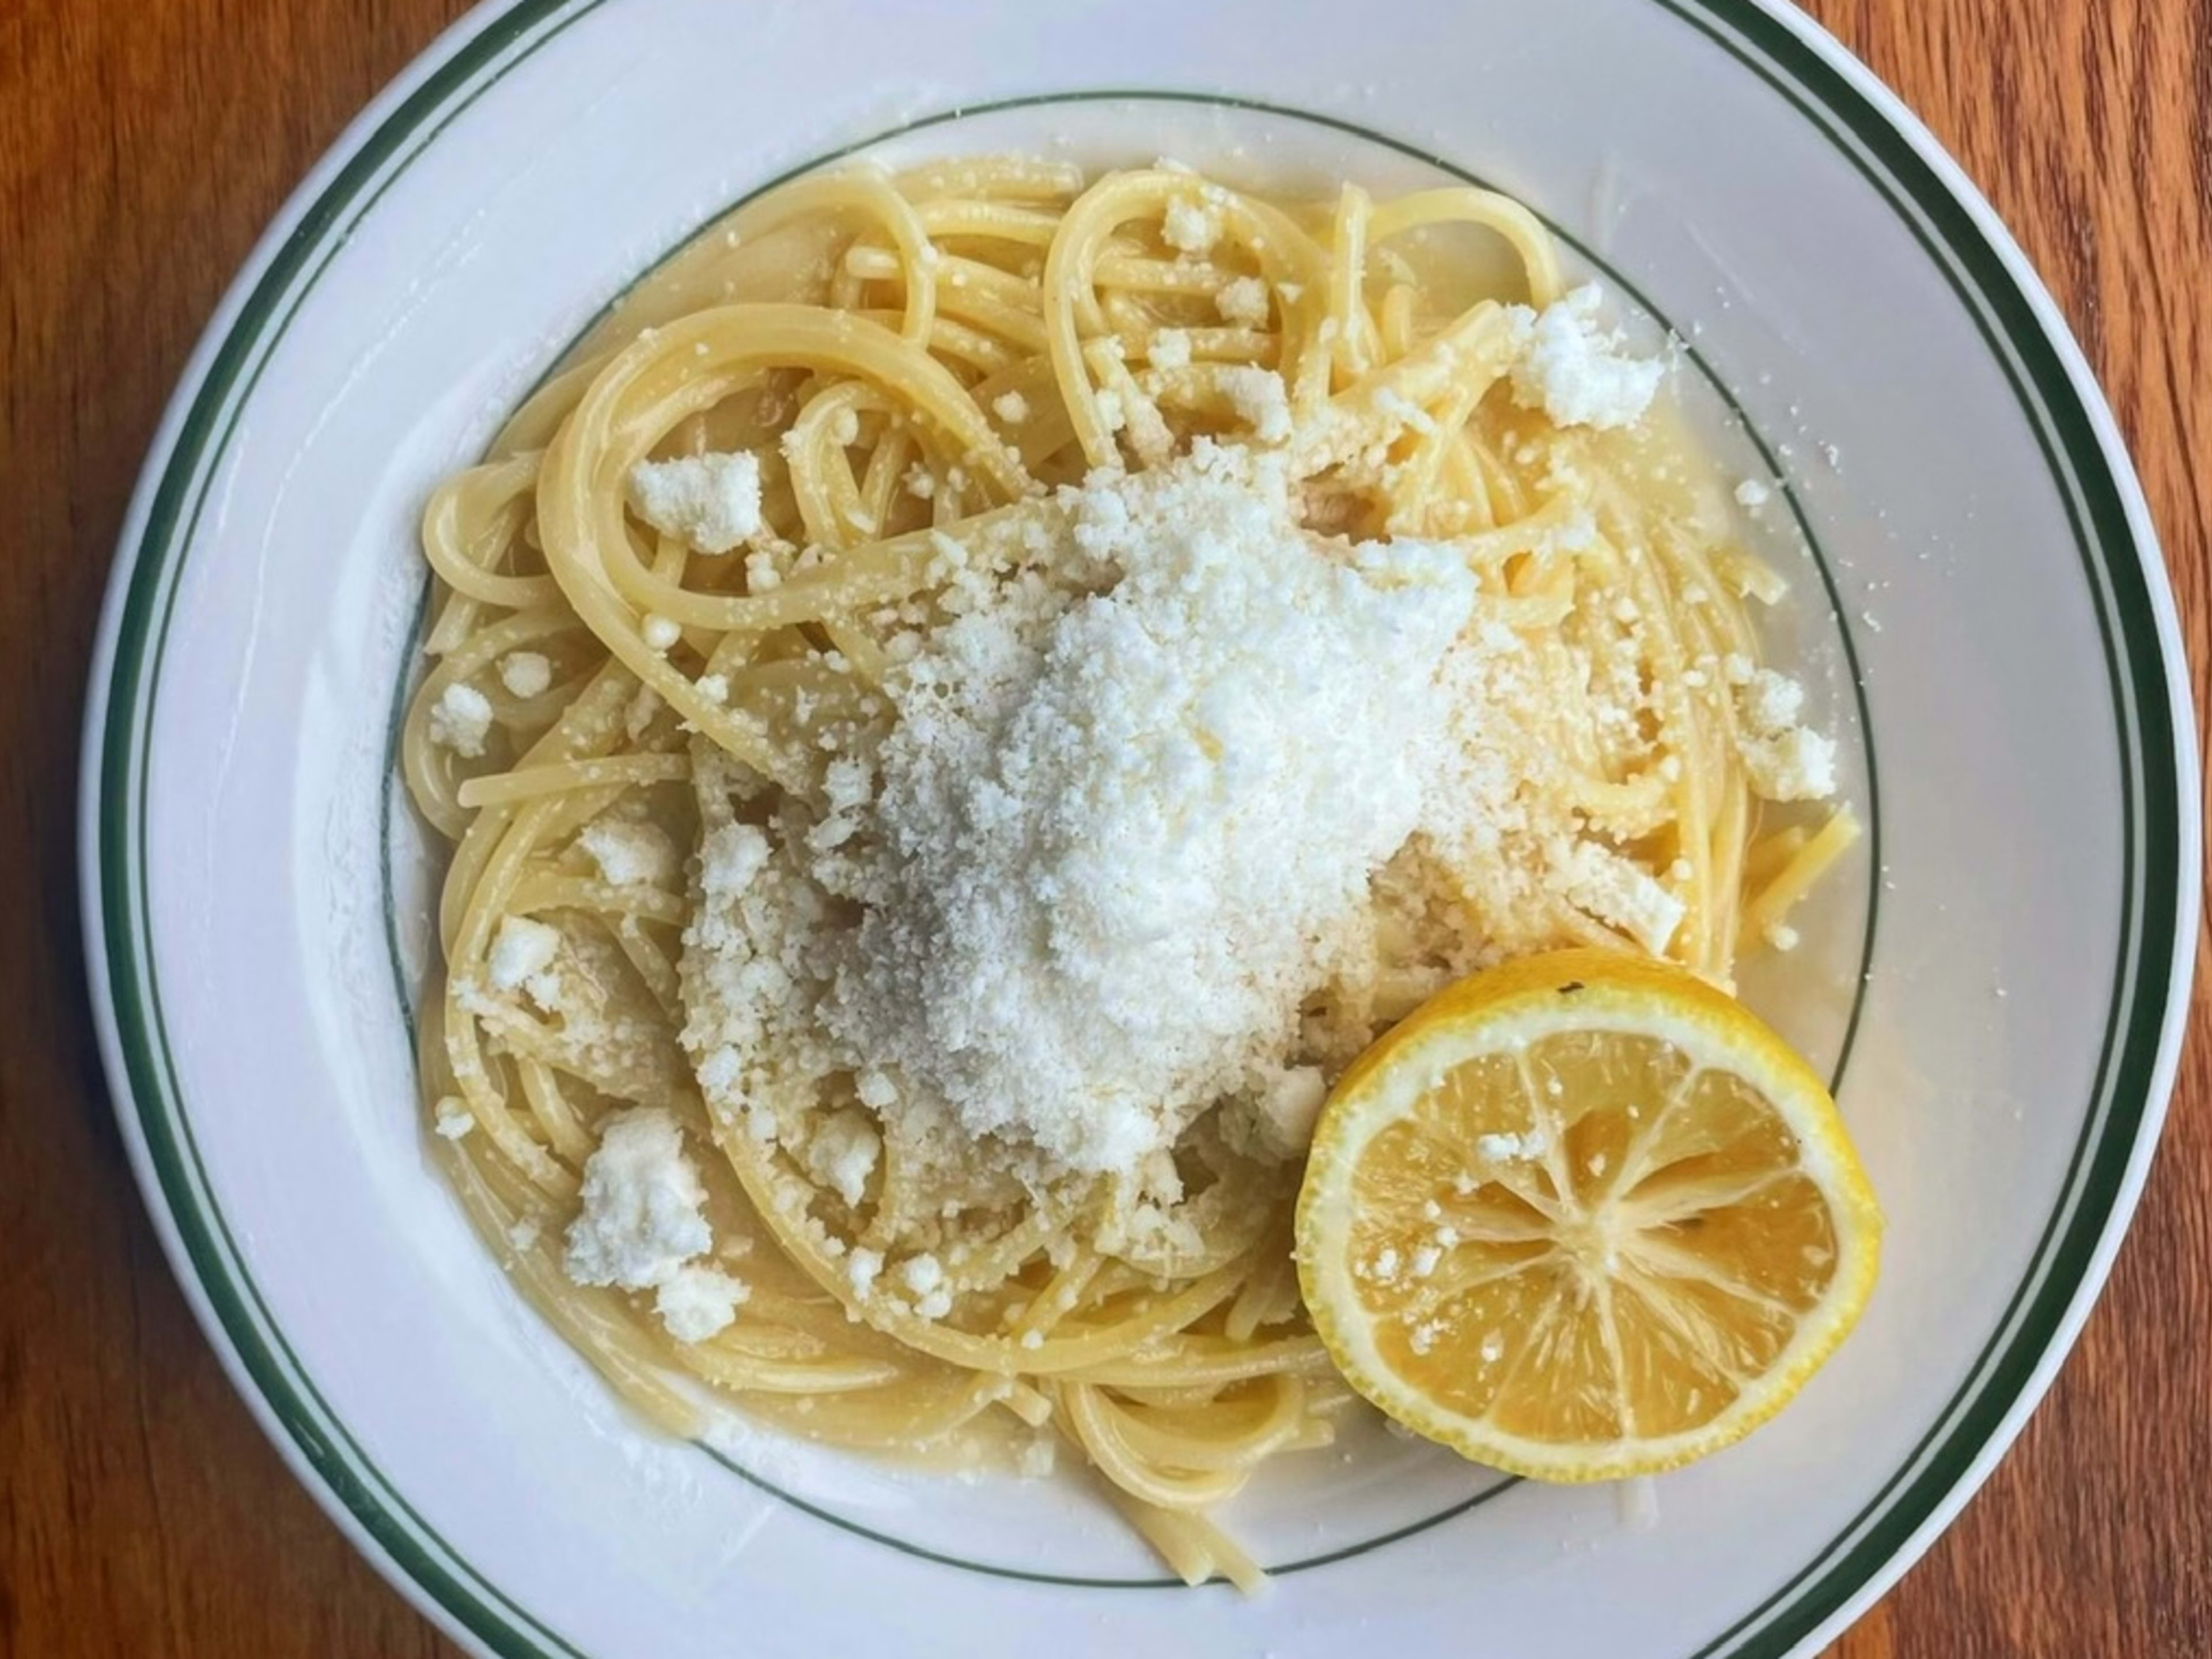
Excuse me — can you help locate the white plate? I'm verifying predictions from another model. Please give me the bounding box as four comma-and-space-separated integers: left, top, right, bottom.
80, 1, 2199, 1655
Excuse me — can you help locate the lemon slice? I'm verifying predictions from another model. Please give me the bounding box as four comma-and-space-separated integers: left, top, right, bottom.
1295, 948, 1881, 1480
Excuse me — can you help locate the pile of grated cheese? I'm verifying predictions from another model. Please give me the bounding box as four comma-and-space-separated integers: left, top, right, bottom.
823, 445, 1476, 1173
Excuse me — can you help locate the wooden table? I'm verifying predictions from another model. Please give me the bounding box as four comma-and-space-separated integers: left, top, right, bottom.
2, 1, 2203, 1652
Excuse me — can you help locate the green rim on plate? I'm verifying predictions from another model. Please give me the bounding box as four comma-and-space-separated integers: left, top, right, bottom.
83, 2, 2188, 1656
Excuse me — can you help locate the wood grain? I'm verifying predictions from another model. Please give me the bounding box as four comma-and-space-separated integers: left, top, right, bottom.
0, 0, 2202, 1653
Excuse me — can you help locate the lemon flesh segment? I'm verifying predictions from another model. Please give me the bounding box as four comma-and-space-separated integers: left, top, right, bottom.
1295, 949, 1882, 1482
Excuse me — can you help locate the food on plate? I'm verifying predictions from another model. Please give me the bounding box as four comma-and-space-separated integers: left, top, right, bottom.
400, 156, 1872, 1588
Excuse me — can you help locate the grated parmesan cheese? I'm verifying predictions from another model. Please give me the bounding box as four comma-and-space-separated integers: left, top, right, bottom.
744, 549, 783, 592
653, 1264, 750, 1343
1147, 328, 1193, 370
578, 819, 679, 888
1475, 1128, 1547, 1163
899, 1254, 945, 1295
1735, 669, 1838, 801
699, 822, 771, 899
804, 1108, 882, 1207
1558, 841, 1687, 956
846, 1247, 884, 1298
1215, 275, 1270, 326
1161, 196, 1221, 256
563, 1108, 714, 1293
1217, 366, 1293, 444
1509, 285, 1663, 431
1740, 666, 1804, 731
497, 651, 552, 698
428, 683, 494, 757
487, 915, 560, 994
627, 451, 763, 554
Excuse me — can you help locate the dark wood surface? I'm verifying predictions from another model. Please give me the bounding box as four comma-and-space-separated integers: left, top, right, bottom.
1, 0, 2203, 1652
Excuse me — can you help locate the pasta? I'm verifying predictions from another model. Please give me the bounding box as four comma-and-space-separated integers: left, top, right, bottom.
402, 157, 1855, 1589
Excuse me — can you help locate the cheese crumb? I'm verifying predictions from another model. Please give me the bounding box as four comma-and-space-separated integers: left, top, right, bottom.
1148, 328, 1192, 370
805, 1108, 882, 1206
1215, 275, 1270, 326
1734, 479, 1773, 509
993, 391, 1031, 426
1217, 366, 1292, 444
825, 445, 1474, 1173
641, 613, 681, 652
899, 1254, 945, 1296
627, 452, 763, 553
1510, 285, 1663, 431
1560, 841, 1687, 954
654, 1264, 750, 1343
1735, 669, 1838, 801
487, 916, 560, 993
497, 651, 552, 698
1743, 727, 1838, 800
428, 683, 494, 757
563, 1108, 713, 1291
1161, 197, 1221, 255
578, 820, 679, 888
1740, 666, 1804, 730
699, 822, 771, 898
1475, 1129, 1546, 1163
846, 1247, 884, 1298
